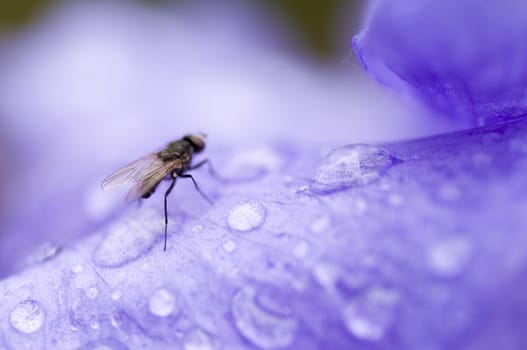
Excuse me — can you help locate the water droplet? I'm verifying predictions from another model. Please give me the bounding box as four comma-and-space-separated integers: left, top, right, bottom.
227, 200, 267, 232
26, 243, 61, 264
427, 237, 473, 277
388, 193, 404, 206
438, 184, 461, 201
310, 144, 400, 194
85, 286, 100, 300
510, 138, 527, 154
184, 329, 214, 350
79, 338, 128, 350
472, 152, 492, 166
313, 262, 340, 288
92, 209, 159, 267
91, 346, 111, 350
111, 290, 122, 301
293, 241, 310, 259
9, 300, 45, 334
223, 239, 237, 253
149, 288, 178, 317
224, 148, 284, 181
310, 215, 330, 233
90, 320, 101, 330
231, 286, 298, 349
353, 197, 369, 215
343, 287, 399, 341
71, 264, 84, 274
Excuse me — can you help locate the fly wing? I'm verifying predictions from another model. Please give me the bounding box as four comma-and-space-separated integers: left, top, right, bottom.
125, 158, 176, 201
101, 153, 159, 190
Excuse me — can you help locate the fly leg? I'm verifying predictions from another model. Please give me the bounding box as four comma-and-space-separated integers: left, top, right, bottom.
179, 173, 214, 204
189, 158, 231, 183
163, 178, 176, 251
188, 159, 217, 176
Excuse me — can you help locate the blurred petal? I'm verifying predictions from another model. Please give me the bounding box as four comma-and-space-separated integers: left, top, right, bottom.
353, 0, 527, 126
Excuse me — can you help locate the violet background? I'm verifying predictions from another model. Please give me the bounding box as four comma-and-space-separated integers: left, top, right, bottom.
0, 1, 526, 349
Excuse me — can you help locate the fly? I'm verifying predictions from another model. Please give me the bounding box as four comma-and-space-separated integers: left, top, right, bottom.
101, 133, 213, 251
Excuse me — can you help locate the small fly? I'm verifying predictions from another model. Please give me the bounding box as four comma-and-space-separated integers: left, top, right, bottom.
101, 133, 213, 251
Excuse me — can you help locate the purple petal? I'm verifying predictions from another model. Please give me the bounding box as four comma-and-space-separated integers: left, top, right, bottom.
353, 0, 527, 125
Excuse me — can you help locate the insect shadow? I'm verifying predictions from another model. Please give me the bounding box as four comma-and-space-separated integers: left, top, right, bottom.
102, 133, 217, 251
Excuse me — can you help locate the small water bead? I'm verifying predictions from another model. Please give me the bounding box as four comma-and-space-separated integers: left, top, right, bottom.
184, 329, 214, 350
343, 287, 399, 341
293, 241, 310, 259
472, 152, 492, 166
9, 299, 46, 334
313, 262, 340, 288
227, 200, 267, 232
310, 215, 330, 234
71, 264, 84, 274
149, 288, 178, 317
427, 237, 473, 277
310, 144, 400, 194
223, 239, 237, 253
231, 286, 298, 349
388, 193, 404, 206
111, 290, 122, 301
85, 286, 100, 300
438, 184, 461, 201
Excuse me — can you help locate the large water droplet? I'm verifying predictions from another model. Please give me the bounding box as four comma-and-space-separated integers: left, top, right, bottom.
9, 299, 45, 334
92, 209, 159, 267
310, 144, 400, 194
343, 287, 399, 341
427, 237, 473, 277
227, 200, 267, 232
149, 288, 178, 317
231, 286, 298, 349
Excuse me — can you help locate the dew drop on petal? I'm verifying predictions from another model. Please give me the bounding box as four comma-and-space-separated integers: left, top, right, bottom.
227, 200, 267, 232
26, 243, 61, 264
427, 237, 473, 277
438, 184, 461, 201
231, 286, 298, 349
184, 329, 214, 350
224, 147, 284, 181
89, 320, 101, 330
71, 264, 84, 274
313, 262, 340, 288
310, 215, 330, 234
85, 286, 100, 300
9, 300, 45, 334
92, 209, 159, 267
343, 287, 399, 341
111, 290, 122, 301
293, 241, 310, 259
223, 239, 237, 253
310, 144, 400, 194
149, 288, 178, 317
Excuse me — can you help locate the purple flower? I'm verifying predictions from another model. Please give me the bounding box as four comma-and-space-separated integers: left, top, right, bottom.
353, 0, 527, 126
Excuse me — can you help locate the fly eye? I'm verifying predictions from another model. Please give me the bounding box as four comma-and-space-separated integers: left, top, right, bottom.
184, 135, 205, 152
